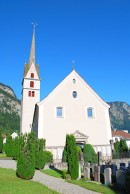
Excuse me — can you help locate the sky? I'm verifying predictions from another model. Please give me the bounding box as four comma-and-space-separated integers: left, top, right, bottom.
0, 0, 130, 104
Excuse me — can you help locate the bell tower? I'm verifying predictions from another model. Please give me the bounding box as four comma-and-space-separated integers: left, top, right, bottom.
20, 26, 40, 134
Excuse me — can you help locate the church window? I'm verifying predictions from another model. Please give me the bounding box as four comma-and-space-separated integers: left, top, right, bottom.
56, 107, 63, 118
72, 91, 77, 98
30, 81, 34, 88
32, 91, 35, 97
28, 91, 31, 97
87, 107, 94, 118
31, 73, 34, 78
73, 79, 76, 84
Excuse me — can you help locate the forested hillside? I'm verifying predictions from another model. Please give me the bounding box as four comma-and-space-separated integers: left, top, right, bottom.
0, 83, 20, 134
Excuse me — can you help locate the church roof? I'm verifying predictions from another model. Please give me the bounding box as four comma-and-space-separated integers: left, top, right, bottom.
23, 27, 40, 78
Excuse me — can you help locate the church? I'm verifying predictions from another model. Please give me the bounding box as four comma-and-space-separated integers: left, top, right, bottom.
20, 29, 112, 162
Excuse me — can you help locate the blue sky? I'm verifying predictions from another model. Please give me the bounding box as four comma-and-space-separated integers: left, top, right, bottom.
0, 0, 130, 104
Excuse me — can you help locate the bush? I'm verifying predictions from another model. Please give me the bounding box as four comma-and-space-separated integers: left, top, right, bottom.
43, 150, 53, 163
12, 136, 25, 160
0, 130, 3, 153
83, 144, 98, 164
16, 148, 35, 180
4, 135, 14, 157
16, 132, 36, 180
65, 134, 79, 180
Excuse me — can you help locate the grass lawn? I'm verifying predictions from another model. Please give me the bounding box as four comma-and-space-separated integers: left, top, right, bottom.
41, 169, 65, 178
41, 169, 117, 194
68, 179, 117, 194
0, 168, 59, 194
0, 153, 12, 159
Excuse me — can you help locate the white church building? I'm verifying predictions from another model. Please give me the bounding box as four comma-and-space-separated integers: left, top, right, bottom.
21, 29, 112, 162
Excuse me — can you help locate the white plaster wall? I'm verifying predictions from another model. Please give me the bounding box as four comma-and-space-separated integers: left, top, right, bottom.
37, 71, 112, 147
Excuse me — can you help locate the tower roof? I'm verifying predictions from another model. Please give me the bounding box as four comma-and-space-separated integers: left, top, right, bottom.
23, 26, 40, 78
28, 27, 35, 65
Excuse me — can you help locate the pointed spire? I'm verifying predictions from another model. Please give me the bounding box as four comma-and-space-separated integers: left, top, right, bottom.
28, 23, 36, 65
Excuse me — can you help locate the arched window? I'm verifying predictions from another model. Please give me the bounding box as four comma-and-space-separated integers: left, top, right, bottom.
28, 91, 31, 97
32, 91, 35, 97
87, 107, 94, 118
30, 81, 34, 88
31, 73, 34, 78
56, 107, 63, 118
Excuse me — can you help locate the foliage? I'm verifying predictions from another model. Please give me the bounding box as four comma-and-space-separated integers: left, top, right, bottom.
119, 139, 128, 152
12, 135, 25, 160
65, 134, 79, 180
35, 139, 46, 170
0, 130, 3, 153
16, 132, 36, 180
43, 150, 53, 163
4, 135, 14, 157
0, 168, 59, 194
83, 144, 98, 164
76, 146, 82, 155
0, 84, 20, 134
62, 144, 67, 162
114, 139, 128, 158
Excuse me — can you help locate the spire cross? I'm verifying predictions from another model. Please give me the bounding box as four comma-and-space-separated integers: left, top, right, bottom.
32, 22, 37, 33
72, 60, 75, 70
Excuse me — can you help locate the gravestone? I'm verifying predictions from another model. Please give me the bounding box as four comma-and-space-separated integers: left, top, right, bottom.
78, 163, 81, 180
100, 164, 106, 174
110, 164, 117, 176
84, 167, 90, 179
120, 163, 126, 169
94, 166, 100, 182
128, 162, 130, 171
104, 168, 112, 186
116, 170, 126, 188
120, 166, 126, 172
91, 163, 97, 176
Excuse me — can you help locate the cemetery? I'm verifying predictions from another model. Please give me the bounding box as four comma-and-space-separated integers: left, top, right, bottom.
1, 131, 130, 194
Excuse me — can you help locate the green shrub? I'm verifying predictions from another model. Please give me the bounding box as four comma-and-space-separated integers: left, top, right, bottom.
16, 148, 35, 179
16, 132, 36, 180
0, 130, 3, 153
62, 145, 67, 162
35, 138, 52, 170
35, 151, 46, 170
65, 134, 79, 180
4, 135, 14, 157
83, 144, 98, 164
43, 150, 53, 163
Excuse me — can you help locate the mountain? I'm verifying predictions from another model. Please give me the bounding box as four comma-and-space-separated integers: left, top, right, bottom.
108, 101, 130, 133
0, 83, 21, 134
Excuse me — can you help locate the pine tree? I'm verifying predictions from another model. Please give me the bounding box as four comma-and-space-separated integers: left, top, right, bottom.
16, 132, 36, 179
65, 134, 79, 180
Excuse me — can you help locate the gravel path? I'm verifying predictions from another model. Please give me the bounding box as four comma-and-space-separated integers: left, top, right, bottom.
0, 160, 100, 194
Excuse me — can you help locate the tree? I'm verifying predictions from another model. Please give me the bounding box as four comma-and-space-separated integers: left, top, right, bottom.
83, 144, 98, 164
4, 135, 14, 157
65, 134, 79, 180
119, 139, 128, 152
16, 132, 36, 179
0, 130, 3, 153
